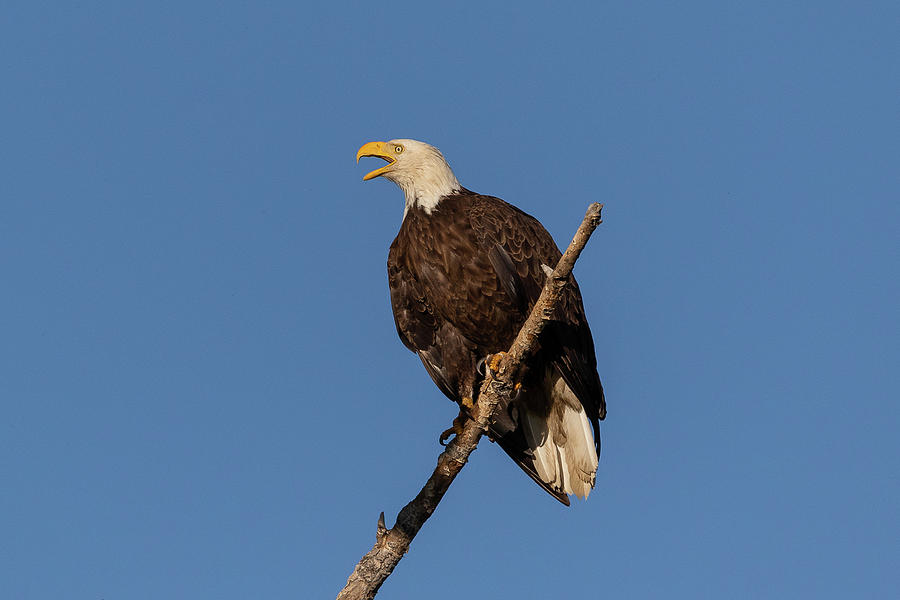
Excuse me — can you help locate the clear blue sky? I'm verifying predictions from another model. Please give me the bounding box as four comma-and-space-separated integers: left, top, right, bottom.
2, 2, 897, 598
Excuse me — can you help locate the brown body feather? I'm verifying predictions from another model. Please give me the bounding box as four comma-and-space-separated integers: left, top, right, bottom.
388, 189, 605, 504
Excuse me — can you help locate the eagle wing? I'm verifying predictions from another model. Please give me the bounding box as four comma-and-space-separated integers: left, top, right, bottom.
467, 195, 606, 436
387, 242, 458, 402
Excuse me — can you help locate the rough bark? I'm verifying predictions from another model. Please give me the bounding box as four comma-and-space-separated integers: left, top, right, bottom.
336, 203, 604, 600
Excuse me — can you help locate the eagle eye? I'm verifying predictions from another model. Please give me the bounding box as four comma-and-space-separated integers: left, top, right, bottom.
394, 145, 404, 154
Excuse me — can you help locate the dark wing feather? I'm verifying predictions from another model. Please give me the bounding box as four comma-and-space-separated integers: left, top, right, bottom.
487, 243, 528, 313
467, 194, 606, 440
388, 242, 456, 401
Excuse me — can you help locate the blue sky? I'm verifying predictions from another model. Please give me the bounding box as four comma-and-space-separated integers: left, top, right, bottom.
1, 2, 897, 598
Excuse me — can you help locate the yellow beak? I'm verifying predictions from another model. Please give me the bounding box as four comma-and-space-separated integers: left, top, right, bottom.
356, 141, 395, 181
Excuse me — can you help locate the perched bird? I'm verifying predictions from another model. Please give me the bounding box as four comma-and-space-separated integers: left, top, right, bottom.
357, 139, 605, 505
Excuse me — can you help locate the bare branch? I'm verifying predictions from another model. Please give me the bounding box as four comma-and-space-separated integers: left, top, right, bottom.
336, 203, 604, 600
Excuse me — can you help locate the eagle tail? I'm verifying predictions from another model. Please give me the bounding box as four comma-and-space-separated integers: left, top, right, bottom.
494, 434, 572, 506
507, 372, 599, 503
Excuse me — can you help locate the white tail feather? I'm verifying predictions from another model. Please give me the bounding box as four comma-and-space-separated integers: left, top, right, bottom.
522, 373, 598, 500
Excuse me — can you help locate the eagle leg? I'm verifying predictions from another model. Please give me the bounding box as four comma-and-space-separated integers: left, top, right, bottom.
438, 398, 475, 446
486, 352, 523, 399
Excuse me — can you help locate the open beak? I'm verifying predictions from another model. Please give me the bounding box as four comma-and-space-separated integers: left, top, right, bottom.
356, 141, 395, 181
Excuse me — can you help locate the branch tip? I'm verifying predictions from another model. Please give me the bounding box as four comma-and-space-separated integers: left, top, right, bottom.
587, 203, 603, 225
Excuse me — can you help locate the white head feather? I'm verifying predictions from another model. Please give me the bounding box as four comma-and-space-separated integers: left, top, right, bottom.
359, 139, 461, 218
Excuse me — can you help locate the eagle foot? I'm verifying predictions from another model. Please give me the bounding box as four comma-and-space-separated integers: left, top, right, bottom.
487, 351, 508, 375
486, 353, 523, 398
439, 413, 466, 446
439, 400, 475, 445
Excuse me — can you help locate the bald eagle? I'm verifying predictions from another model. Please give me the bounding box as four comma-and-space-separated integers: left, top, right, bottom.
357, 139, 605, 505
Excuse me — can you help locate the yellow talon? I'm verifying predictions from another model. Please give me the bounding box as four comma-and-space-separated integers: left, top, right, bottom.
488, 351, 508, 373
439, 413, 467, 445
461, 397, 474, 409
514, 382, 522, 391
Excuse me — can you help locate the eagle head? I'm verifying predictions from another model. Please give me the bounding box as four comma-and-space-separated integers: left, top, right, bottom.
357, 139, 460, 213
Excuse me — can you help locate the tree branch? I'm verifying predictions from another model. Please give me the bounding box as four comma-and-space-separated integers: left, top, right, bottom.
336, 203, 604, 600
